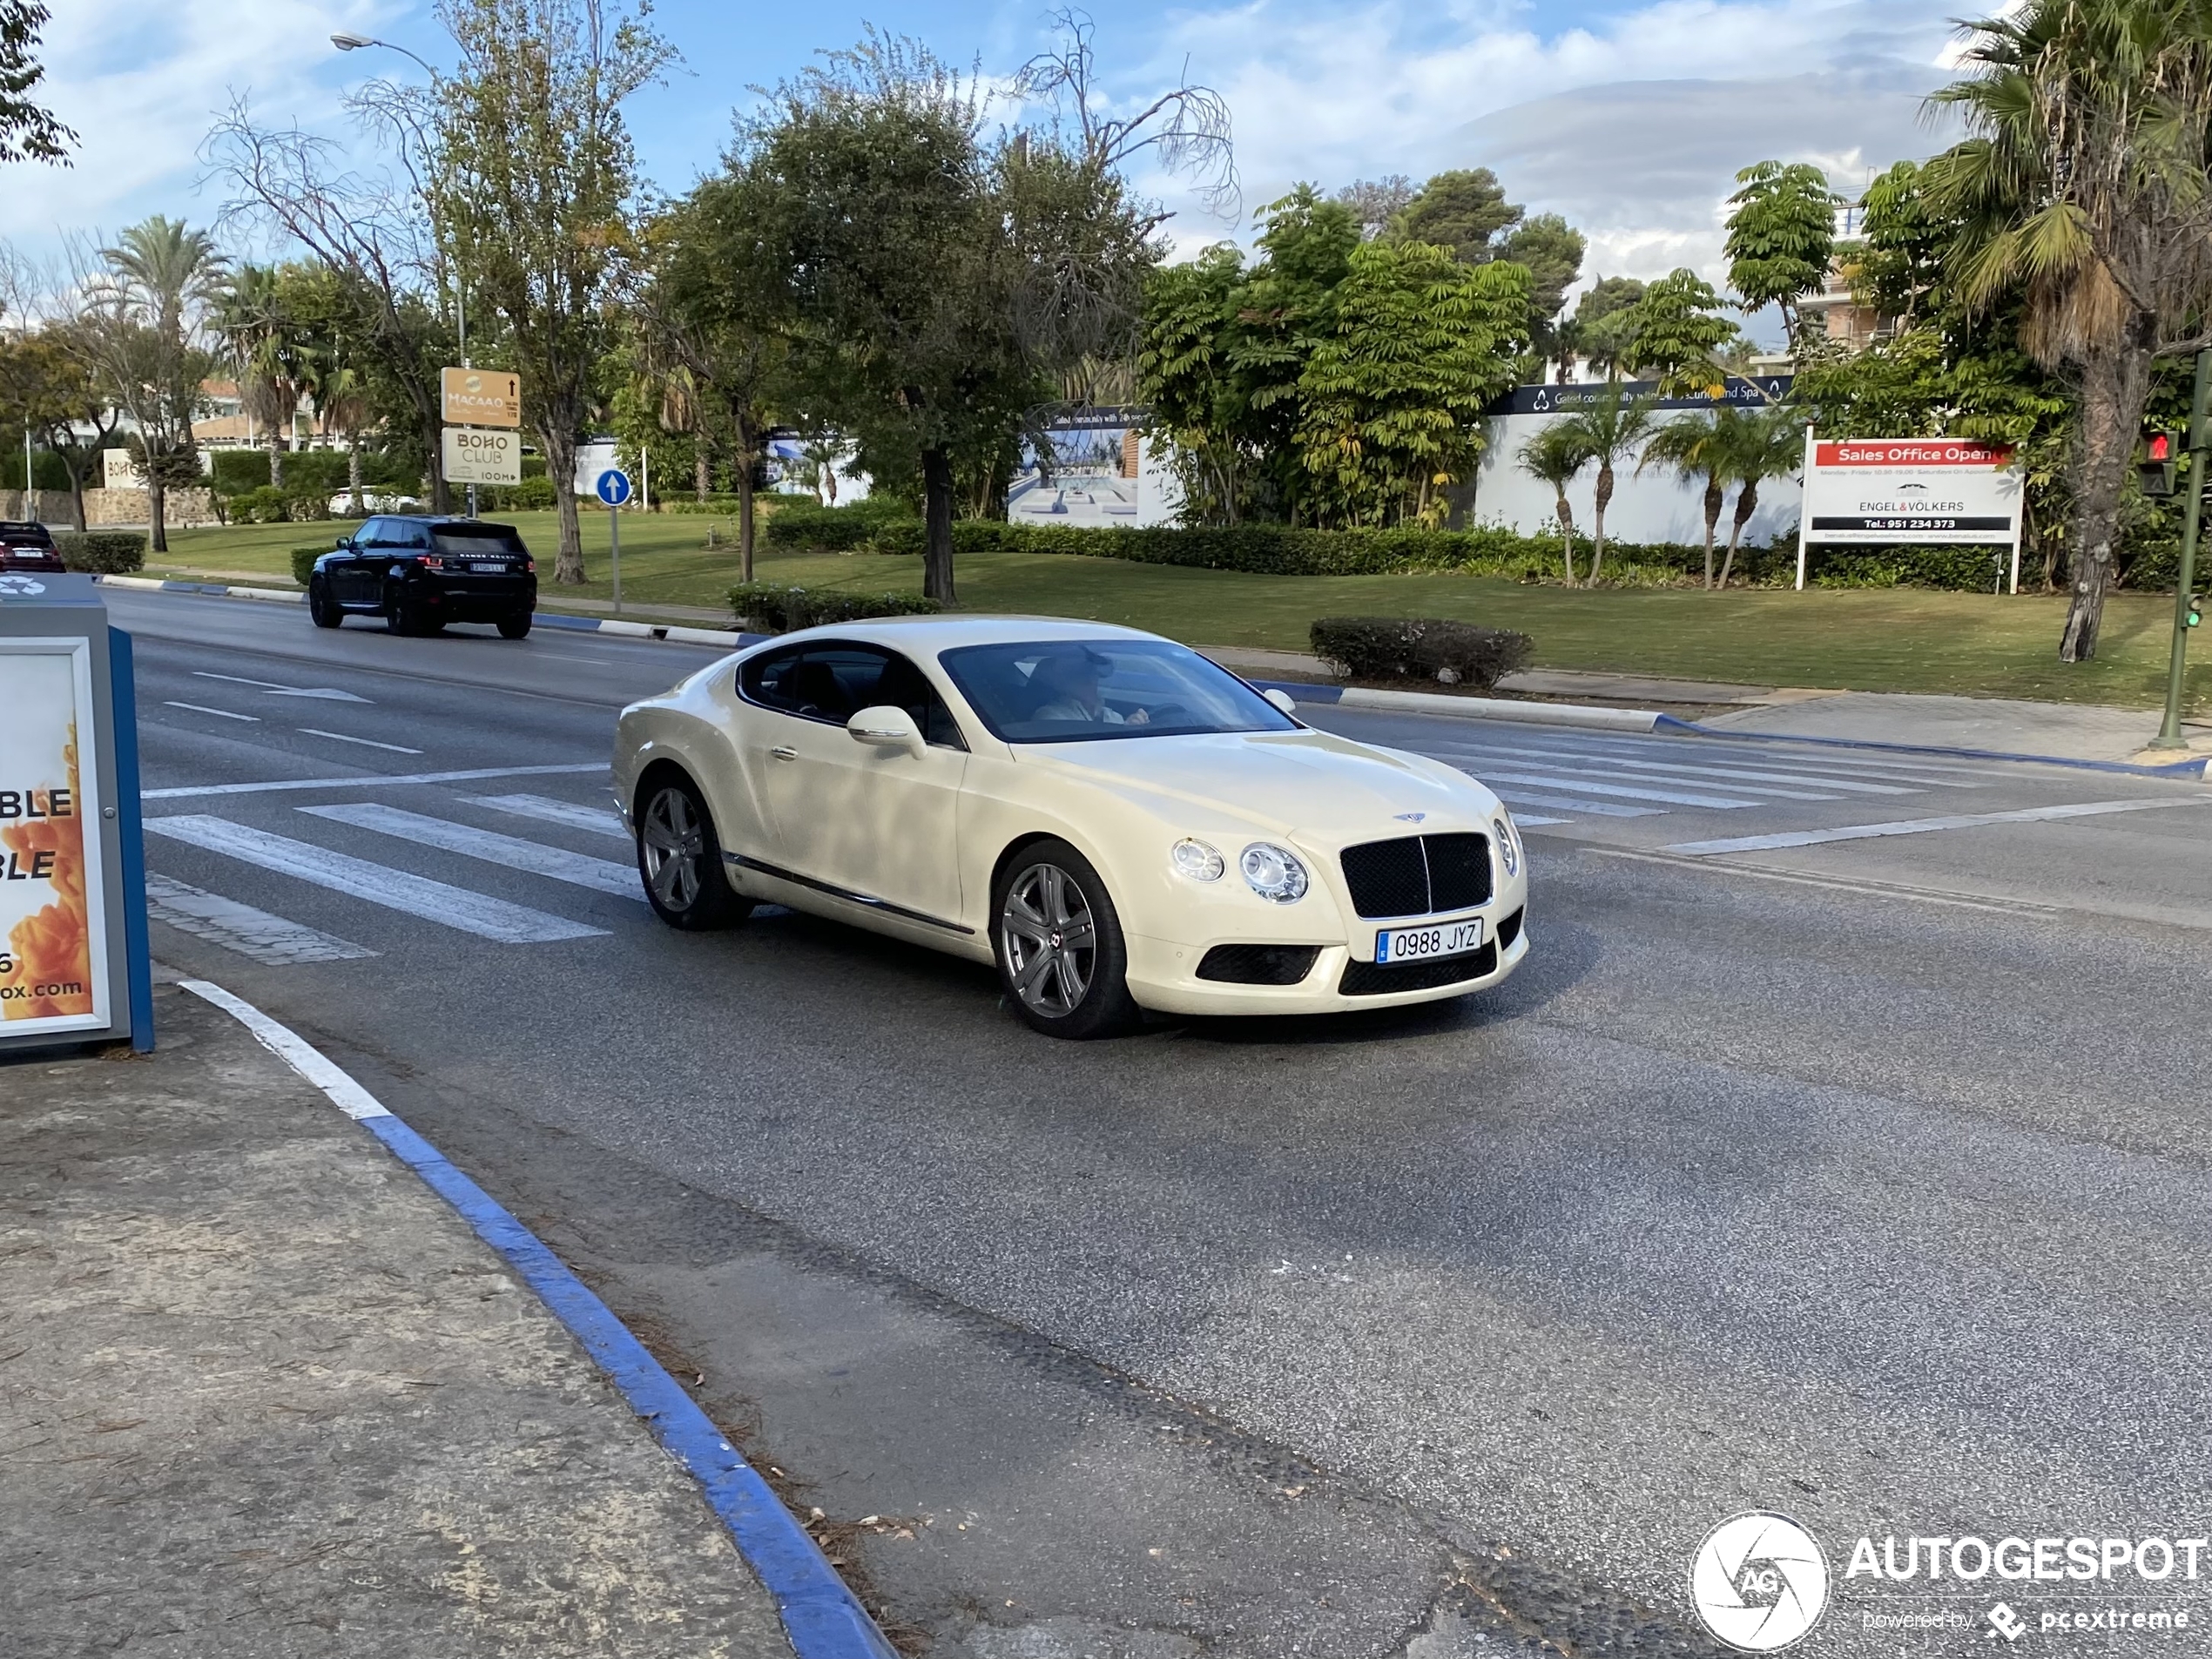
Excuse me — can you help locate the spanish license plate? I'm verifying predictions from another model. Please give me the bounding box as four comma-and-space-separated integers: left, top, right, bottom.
1374, 916, 1485, 963
472, 562, 508, 573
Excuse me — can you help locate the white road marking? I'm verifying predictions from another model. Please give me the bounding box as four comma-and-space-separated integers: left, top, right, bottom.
466, 792, 630, 840
144, 762, 606, 800
145, 872, 377, 963
163, 701, 260, 723
1663, 797, 2210, 856
1509, 813, 1568, 826
179, 980, 392, 1120
301, 802, 643, 900
1570, 737, 2019, 785
145, 815, 608, 942
1454, 767, 1761, 810
300, 728, 424, 755
193, 670, 370, 703
1590, 849, 2067, 917
1489, 784, 1664, 819
1453, 742, 1919, 798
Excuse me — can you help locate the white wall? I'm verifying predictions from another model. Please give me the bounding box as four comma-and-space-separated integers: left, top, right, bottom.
1471, 378, 1802, 547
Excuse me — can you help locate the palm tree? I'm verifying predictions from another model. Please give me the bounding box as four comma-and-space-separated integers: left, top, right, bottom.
1548, 382, 1657, 586
97, 217, 228, 345
212, 265, 303, 488
1517, 421, 1590, 584
1713, 407, 1805, 590
300, 349, 372, 516
1926, 0, 2212, 661
1639, 407, 1735, 589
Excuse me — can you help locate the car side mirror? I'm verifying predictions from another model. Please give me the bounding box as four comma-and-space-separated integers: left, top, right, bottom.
1263, 688, 1298, 715
334, 535, 350, 548
847, 705, 924, 755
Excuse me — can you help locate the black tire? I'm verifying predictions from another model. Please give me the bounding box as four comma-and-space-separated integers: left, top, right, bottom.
992, 838, 1139, 1039
635, 773, 752, 930
307, 578, 341, 629
496, 611, 533, 640
385, 590, 441, 636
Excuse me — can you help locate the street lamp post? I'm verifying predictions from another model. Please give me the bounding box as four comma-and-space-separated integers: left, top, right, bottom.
2154, 347, 2210, 751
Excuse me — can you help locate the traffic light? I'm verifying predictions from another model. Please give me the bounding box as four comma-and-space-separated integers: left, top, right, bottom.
2188, 592, 2203, 630
2140, 429, 2179, 497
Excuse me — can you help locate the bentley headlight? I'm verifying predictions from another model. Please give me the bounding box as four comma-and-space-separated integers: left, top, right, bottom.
1239, 842, 1308, 904
1494, 813, 1521, 877
1170, 838, 1225, 882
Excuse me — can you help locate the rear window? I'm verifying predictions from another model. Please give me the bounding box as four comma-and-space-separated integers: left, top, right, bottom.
0, 522, 52, 545
431, 530, 526, 557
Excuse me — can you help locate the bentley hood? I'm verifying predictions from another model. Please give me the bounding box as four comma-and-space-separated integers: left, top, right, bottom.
1015, 729, 1500, 844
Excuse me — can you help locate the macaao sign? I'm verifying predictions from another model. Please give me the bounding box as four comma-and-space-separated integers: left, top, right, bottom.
1797, 437, 2026, 592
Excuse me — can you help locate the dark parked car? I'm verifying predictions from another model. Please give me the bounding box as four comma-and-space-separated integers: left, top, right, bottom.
0, 521, 64, 575
309, 516, 537, 637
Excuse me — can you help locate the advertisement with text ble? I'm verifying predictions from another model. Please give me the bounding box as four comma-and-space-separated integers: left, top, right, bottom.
0, 640, 108, 1035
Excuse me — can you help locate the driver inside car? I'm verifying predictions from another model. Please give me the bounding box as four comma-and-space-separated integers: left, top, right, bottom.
1030, 650, 1150, 726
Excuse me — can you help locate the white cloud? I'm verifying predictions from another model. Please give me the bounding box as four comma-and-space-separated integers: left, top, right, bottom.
1132, 0, 1968, 300
0, 0, 396, 260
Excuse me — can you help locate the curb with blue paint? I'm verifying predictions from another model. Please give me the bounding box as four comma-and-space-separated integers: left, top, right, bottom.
179, 980, 899, 1659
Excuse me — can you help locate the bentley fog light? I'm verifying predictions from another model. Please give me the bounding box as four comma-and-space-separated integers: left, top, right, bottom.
1494, 814, 1521, 877
1171, 838, 1225, 882
1239, 842, 1308, 904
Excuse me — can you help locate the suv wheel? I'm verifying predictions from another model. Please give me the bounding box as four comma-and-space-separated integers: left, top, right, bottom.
993, 839, 1139, 1038
307, 578, 341, 629
496, 611, 532, 639
636, 775, 751, 930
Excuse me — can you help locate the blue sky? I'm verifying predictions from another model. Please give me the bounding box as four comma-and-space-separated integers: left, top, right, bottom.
8, 0, 1970, 310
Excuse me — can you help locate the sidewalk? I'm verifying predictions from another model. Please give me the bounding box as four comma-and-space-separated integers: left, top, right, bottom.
0, 980, 796, 1657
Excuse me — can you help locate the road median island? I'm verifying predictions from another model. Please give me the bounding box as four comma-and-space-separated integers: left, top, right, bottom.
0, 979, 819, 1657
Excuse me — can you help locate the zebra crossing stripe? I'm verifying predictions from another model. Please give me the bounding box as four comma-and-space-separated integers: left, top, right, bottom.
144, 762, 607, 800
301, 802, 644, 900
1487, 782, 1665, 819
465, 792, 631, 840
145, 815, 608, 943
1453, 742, 1919, 798
1663, 797, 2210, 856
1466, 767, 1762, 810
145, 873, 378, 965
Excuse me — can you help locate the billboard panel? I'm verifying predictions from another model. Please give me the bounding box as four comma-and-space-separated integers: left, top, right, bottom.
1802, 440, 2020, 544
0, 636, 109, 1036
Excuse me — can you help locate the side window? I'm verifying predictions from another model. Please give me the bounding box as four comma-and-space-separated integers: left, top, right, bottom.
739, 644, 808, 711
355, 517, 386, 547
395, 520, 431, 550
873, 651, 968, 750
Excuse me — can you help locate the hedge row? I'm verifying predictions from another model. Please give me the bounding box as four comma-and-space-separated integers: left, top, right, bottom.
1310, 617, 1534, 689
56, 531, 145, 575
768, 504, 2025, 591
729, 580, 941, 633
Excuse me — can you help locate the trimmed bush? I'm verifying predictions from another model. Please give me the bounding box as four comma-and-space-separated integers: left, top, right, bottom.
1311, 617, 1534, 690
55, 532, 146, 576
762, 496, 920, 550
291, 543, 346, 588
728, 580, 941, 633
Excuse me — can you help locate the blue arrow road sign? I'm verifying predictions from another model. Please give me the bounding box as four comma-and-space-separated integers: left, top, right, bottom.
595, 468, 632, 506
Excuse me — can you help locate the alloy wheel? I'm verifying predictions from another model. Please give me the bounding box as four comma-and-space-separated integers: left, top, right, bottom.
641, 786, 705, 912
1001, 861, 1096, 1018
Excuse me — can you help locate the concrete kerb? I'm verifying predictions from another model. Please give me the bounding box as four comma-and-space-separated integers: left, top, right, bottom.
178, 977, 900, 1659
1257, 680, 2212, 781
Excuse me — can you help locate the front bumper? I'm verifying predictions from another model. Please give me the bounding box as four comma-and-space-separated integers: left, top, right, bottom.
1123, 906, 1529, 1016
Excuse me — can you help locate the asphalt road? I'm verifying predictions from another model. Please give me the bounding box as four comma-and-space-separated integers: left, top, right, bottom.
110, 586, 2212, 1657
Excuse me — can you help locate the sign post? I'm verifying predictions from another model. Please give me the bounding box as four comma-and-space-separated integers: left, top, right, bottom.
1798, 439, 2023, 593
2154, 347, 2212, 750
0, 573, 153, 1055
596, 468, 632, 613
442, 368, 523, 521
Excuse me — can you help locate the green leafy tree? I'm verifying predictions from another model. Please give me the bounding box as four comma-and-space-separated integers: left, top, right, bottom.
1390, 169, 1520, 262
1517, 421, 1590, 583
1136, 244, 1255, 523
212, 264, 309, 486
1294, 240, 1529, 526
1572, 276, 1644, 380
0, 0, 71, 164
1724, 160, 1840, 352
1622, 269, 1740, 395
1925, 0, 2212, 662
0, 326, 119, 529
1847, 159, 1946, 328
1547, 382, 1659, 584
422, 0, 675, 583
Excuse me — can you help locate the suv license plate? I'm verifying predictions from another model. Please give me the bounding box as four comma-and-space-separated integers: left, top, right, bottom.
472, 562, 508, 573
1374, 917, 1484, 963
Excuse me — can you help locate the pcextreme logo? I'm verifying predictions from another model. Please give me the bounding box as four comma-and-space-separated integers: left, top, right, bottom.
1690, 1512, 1831, 1652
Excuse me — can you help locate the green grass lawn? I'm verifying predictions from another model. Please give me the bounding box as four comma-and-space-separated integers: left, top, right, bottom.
154, 511, 2204, 712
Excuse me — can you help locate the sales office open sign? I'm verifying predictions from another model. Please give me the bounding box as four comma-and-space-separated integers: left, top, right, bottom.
1804, 439, 2021, 544
0, 638, 108, 1035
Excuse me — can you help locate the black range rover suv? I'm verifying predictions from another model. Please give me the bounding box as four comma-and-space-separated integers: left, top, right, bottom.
310, 516, 538, 637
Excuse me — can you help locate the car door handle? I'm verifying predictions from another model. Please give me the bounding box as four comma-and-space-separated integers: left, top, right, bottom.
769, 745, 798, 761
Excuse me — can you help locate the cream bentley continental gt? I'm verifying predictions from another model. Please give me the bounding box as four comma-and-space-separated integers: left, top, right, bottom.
612, 617, 1529, 1037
